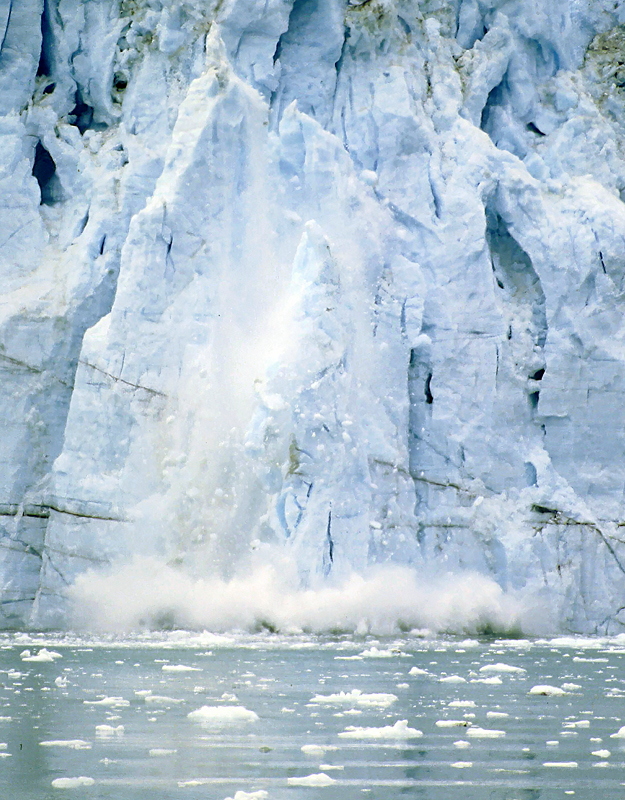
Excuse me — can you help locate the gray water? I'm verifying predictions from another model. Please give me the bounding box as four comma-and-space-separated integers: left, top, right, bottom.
1, 631, 625, 799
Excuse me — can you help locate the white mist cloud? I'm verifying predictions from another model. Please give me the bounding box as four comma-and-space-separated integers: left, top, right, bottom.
68, 554, 555, 636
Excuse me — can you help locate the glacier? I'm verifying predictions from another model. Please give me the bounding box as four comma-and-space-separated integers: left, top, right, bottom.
2, 0, 625, 633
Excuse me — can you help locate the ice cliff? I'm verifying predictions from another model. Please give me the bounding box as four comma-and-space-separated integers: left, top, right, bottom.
2, 0, 625, 633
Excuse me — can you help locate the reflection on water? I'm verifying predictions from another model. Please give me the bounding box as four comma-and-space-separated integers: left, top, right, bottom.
1, 632, 625, 799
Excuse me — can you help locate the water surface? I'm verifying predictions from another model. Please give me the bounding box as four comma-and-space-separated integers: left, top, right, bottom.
2, 631, 625, 799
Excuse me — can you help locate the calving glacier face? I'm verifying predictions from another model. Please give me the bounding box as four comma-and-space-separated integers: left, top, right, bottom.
2, 0, 625, 633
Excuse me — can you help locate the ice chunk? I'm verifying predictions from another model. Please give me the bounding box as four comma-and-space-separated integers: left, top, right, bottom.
479, 663, 526, 674
95, 725, 124, 738
52, 777, 95, 788
301, 744, 337, 757
288, 773, 336, 786
188, 706, 258, 725
22, 648, 62, 662
435, 720, 472, 727
84, 696, 129, 707
40, 740, 91, 750
338, 720, 422, 739
309, 690, 397, 708
529, 685, 568, 696
162, 664, 201, 672
467, 727, 506, 738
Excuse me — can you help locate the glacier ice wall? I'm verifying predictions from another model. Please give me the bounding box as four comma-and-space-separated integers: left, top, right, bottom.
3, 0, 625, 633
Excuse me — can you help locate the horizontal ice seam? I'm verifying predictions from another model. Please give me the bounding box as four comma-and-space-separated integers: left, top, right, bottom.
0, 503, 125, 521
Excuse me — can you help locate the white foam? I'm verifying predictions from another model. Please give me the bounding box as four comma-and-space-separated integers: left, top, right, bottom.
288, 773, 336, 786
69, 561, 538, 635
51, 777, 95, 788
543, 762, 578, 768
40, 740, 91, 750
309, 690, 397, 709
338, 720, 422, 739
188, 706, 258, 725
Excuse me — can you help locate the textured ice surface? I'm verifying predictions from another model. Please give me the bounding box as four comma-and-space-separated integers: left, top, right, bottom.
2, 0, 625, 633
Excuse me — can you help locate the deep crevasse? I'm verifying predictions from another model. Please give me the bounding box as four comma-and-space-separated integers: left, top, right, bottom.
2, 0, 625, 633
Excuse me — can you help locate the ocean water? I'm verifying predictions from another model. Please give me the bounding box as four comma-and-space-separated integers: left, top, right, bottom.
1, 631, 625, 799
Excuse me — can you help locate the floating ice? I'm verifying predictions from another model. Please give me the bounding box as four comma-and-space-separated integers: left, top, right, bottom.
610, 726, 625, 738
592, 749, 611, 758
479, 663, 526, 674
95, 725, 124, 738
188, 706, 259, 725
301, 744, 338, 757
51, 777, 95, 788
309, 690, 397, 708
40, 740, 92, 750
408, 667, 429, 676
467, 727, 506, 738
529, 685, 568, 697
435, 720, 472, 728
149, 748, 177, 757
451, 761, 473, 768
84, 696, 129, 707
543, 762, 578, 768
288, 773, 336, 786
144, 695, 183, 705
440, 675, 466, 684
162, 664, 202, 672
22, 648, 62, 663
486, 711, 509, 719
224, 793, 269, 800
338, 720, 422, 739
